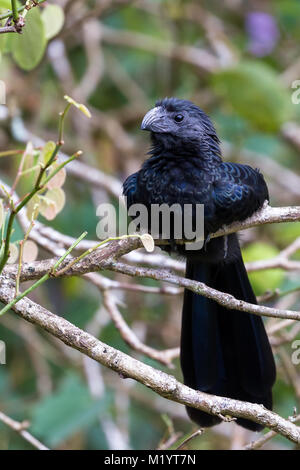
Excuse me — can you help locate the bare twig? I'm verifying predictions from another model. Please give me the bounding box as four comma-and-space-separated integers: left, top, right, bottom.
0, 411, 49, 450
246, 237, 300, 272
175, 429, 204, 450
102, 289, 179, 366
0, 0, 46, 21
244, 414, 300, 450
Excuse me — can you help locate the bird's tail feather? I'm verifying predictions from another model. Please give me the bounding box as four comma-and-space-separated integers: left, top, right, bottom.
180, 251, 276, 431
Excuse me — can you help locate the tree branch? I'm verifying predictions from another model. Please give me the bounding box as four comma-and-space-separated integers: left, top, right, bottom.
0, 25, 17, 34
244, 414, 300, 450
0, 0, 46, 21
246, 236, 300, 272
3, 235, 300, 321
0, 278, 299, 444
0, 411, 49, 450
102, 289, 179, 366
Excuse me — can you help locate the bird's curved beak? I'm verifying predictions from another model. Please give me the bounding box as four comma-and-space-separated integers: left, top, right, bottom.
141, 106, 164, 132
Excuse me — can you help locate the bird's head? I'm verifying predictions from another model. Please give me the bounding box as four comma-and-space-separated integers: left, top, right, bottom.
141, 97, 221, 157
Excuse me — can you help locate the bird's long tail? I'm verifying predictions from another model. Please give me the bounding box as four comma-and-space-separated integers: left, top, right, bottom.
180, 247, 276, 431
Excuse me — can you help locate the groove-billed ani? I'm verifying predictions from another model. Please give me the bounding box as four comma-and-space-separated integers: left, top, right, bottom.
123, 98, 276, 430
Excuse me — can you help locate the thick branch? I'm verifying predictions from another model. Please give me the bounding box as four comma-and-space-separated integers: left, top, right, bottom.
210, 203, 300, 239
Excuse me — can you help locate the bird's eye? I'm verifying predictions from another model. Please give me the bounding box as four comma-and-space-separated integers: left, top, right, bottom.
174, 114, 184, 123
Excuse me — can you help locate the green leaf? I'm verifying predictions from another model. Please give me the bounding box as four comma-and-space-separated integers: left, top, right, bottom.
46, 162, 66, 189
39, 195, 56, 220
26, 194, 40, 221
7, 243, 19, 264
212, 61, 294, 132
41, 141, 56, 165
30, 375, 111, 447
45, 187, 65, 212
10, 7, 47, 71
39, 187, 65, 221
0, 0, 12, 9
41, 4, 65, 40
64, 95, 92, 118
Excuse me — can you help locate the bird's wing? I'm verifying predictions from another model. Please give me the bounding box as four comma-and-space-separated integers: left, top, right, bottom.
212, 163, 269, 225
123, 172, 138, 207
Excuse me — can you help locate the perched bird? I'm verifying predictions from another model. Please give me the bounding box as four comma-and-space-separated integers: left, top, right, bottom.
123, 98, 276, 430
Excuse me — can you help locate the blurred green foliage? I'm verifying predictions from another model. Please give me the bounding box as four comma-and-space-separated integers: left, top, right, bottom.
242, 242, 284, 295
212, 61, 294, 131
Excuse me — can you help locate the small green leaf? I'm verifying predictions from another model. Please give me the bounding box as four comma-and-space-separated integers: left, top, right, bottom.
41, 4, 65, 40
47, 163, 66, 189
22, 141, 34, 171
41, 141, 56, 165
39, 188, 66, 220
64, 95, 91, 118
10, 8, 47, 71
8, 243, 18, 264
39, 196, 56, 221
26, 195, 40, 221
45, 187, 65, 213
78, 104, 91, 118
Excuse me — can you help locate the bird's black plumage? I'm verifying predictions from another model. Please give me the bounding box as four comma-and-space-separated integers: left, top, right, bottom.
123, 97, 276, 430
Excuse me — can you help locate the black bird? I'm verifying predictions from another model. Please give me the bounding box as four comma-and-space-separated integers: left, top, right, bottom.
123, 98, 276, 431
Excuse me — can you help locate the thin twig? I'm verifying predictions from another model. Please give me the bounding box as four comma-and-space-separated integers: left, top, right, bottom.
0, 0, 46, 21
0, 411, 49, 450
102, 290, 179, 366
244, 414, 300, 450
15, 219, 35, 297
175, 429, 204, 450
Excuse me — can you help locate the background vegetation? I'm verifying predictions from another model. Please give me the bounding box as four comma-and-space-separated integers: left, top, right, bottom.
0, 0, 299, 450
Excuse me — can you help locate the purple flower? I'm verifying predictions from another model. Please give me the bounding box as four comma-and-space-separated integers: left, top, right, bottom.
246, 12, 279, 57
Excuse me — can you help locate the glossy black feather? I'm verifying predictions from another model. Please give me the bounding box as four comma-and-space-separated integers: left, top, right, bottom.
182, 243, 275, 431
